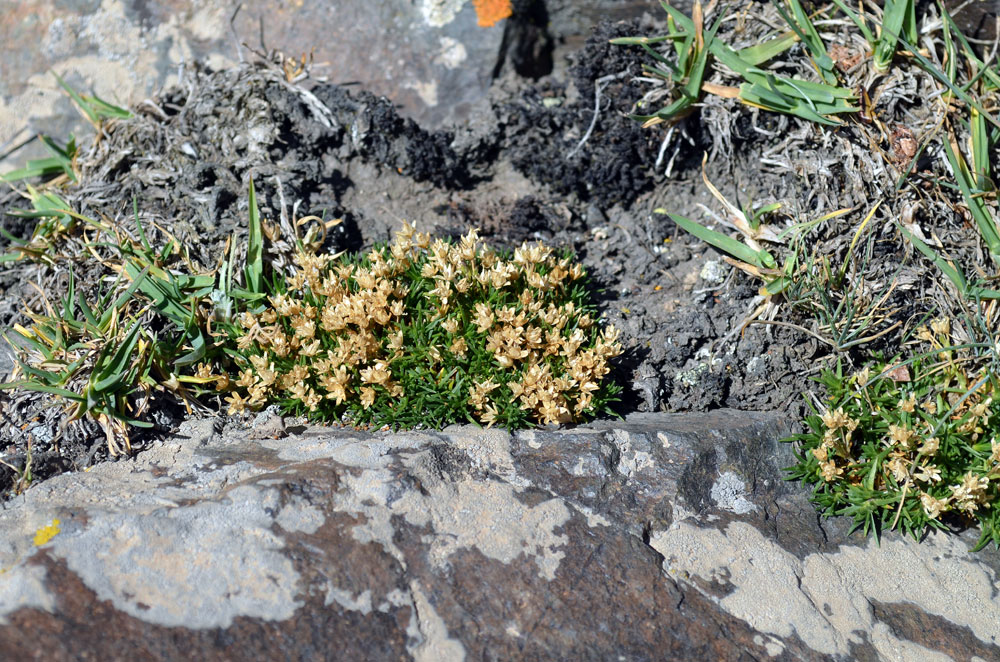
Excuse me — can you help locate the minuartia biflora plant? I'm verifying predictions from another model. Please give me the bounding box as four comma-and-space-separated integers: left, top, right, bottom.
217, 224, 623, 430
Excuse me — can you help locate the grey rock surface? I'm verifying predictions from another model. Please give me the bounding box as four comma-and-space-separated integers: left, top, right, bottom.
0, 0, 496, 150
0, 0, 660, 170
0, 410, 998, 660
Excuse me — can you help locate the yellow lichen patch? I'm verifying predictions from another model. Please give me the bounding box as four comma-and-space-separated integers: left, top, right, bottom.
33, 518, 61, 546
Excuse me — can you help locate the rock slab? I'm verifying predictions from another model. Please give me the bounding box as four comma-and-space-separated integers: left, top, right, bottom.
0, 0, 662, 168
1, 410, 998, 660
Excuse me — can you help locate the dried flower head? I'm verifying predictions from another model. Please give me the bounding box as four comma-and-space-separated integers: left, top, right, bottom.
919, 492, 949, 520
899, 392, 916, 413
887, 424, 915, 448
918, 437, 940, 457
930, 318, 951, 337
821, 407, 856, 431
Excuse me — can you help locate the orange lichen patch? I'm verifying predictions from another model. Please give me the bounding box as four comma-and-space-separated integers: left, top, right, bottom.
473, 0, 512, 27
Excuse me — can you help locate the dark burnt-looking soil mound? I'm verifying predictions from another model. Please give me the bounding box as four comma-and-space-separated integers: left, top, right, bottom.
503, 19, 678, 208
0, 1, 974, 497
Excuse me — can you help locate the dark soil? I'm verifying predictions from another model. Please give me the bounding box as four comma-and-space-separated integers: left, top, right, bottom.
0, 1, 985, 498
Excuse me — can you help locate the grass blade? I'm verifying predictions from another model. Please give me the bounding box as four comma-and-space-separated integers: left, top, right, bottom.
737, 31, 797, 66
893, 29, 1000, 131
53, 72, 98, 126
104, 266, 149, 327
771, 0, 837, 84
874, 0, 913, 71
668, 212, 776, 269
939, 7, 1000, 92
970, 108, 991, 191
246, 179, 263, 295
942, 134, 1000, 266
133, 197, 153, 255
0, 135, 77, 183
52, 71, 132, 127
91, 318, 143, 393
828, 0, 873, 44
87, 94, 132, 120
899, 224, 969, 297
77, 291, 99, 329
174, 331, 208, 367
0, 381, 84, 401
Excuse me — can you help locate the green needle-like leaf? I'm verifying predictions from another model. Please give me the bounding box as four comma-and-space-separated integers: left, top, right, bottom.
942, 136, 1000, 267
246, 179, 264, 296
91, 318, 143, 393
899, 224, 970, 297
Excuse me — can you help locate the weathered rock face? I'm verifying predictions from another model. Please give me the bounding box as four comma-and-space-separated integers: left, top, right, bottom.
1, 411, 998, 660
0, 0, 663, 167
0, 0, 496, 143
